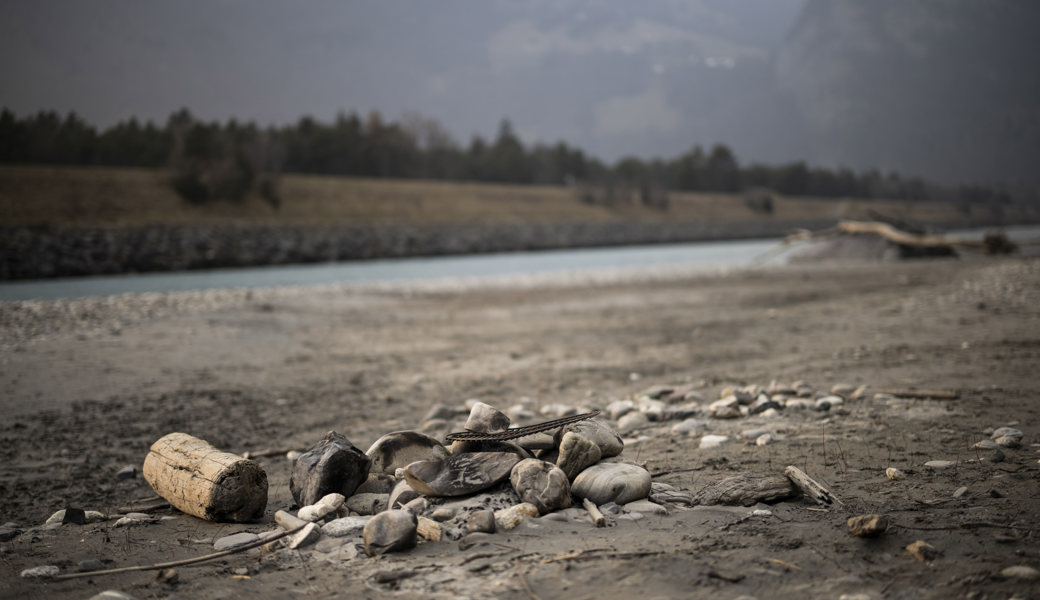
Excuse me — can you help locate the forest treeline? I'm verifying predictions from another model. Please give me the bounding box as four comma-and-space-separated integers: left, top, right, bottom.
0, 107, 1014, 208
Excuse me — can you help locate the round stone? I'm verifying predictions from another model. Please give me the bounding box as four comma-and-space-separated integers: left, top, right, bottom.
510, 458, 572, 514
555, 431, 602, 481
571, 462, 652, 505
363, 510, 417, 556
556, 419, 624, 458
365, 431, 450, 474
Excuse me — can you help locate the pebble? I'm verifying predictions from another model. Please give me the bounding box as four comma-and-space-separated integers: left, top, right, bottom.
275, 510, 308, 531
741, 428, 769, 440
606, 399, 635, 420
617, 411, 649, 433
21, 565, 60, 579
422, 404, 460, 422
510, 458, 572, 514
989, 449, 1006, 463
571, 462, 652, 505
115, 466, 139, 480
345, 493, 388, 515
994, 435, 1021, 448
322, 516, 371, 538
298, 502, 336, 522
464, 401, 511, 433
671, 418, 704, 435
289, 522, 321, 549
991, 427, 1023, 440
214, 532, 260, 551
952, 486, 969, 498
847, 514, 888, 537
388, 479, 420, 509
906, 540, 940, 561
78, 558, 105, 572
755, 434, 774, 446
699, 434, 729, 449
885, 467, 905, 480
0, 522, 23, 541
972, 439, 998, 450
45, 509, 107, 525
1000, 565, 1040, 580
623, 500, 667, 515
494, 502, 540, 530
539, 403, 578, 417
830, 383, 856, 395
556, 419, 624, 458
466, 509, 497, 533
430, 507, 455, 522
401, 497, 429, 515
924, 460, 956, 469
88, 591, 138, 600
404, 452, 520, 496
555, 431, 602, 480
363, 510, 418, 556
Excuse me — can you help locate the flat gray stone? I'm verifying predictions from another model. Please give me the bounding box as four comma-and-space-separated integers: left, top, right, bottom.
322, 516, 371, 538
404, 452, 520, 497
345, 493, 388, 516
213, 532, 259, 551
572, 462, 652, 505
365, 431, 449, 474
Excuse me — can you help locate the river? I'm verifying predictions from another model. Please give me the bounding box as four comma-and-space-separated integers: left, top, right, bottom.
2, 225, 1038, 301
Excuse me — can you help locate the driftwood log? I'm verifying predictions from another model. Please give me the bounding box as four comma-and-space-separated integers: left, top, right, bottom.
691, 475, 798, 506
784, 466, 841, 507
143, 433, 268, 522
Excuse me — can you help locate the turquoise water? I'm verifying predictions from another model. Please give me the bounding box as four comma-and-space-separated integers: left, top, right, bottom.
3, 225, 1038, 301
0, 237, 782, 301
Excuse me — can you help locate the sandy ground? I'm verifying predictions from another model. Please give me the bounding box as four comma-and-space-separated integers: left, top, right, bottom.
1, 256, 1039, 599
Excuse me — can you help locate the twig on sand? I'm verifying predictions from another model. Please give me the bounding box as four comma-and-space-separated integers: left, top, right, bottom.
50, 523, 307, 581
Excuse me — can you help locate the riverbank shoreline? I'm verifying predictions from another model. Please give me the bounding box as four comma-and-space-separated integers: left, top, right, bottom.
1, 256, 1038, 599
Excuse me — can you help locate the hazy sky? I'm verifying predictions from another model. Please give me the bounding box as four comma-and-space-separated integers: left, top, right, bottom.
0, 1, 806, 163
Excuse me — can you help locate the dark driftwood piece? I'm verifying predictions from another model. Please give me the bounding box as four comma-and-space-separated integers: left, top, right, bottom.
143, 433, 268, 522
691, 475, 798, 506
784, 466, 841, 507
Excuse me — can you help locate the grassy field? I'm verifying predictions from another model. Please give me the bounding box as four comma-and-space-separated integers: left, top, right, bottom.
0, 164, 1033, 229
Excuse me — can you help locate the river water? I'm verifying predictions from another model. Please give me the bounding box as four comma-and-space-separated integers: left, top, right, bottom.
3, 225, 1038, 301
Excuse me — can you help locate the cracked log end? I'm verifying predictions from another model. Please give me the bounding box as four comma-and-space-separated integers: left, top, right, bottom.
143, 432, 268, 522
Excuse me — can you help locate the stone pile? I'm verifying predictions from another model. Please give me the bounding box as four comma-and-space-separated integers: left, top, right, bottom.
263, 400, 663, 558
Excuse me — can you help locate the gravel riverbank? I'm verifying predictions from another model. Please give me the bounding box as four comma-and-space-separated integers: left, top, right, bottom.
1, 257, 1039, 599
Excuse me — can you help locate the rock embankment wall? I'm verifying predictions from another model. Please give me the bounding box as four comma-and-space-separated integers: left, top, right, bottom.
0, 218, 907, 280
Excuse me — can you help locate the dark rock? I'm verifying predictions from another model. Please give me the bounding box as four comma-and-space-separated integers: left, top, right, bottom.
290, 431, 371, 507
62, 507, 86, 525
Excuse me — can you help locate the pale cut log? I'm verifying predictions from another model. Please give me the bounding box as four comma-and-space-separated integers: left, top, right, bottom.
784, 466, 841, 507
143, 432, 268, 522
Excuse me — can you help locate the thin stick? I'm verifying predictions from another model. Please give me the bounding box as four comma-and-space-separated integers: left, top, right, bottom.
51, 523, 307, 581
582, 498, 606, 527
515, 560, 543, 600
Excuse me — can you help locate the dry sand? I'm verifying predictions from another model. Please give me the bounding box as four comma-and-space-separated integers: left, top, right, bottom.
1, 256, 1039, 599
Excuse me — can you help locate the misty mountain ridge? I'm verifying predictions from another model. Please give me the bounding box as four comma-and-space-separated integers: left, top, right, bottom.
1, 1, 1037, 186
